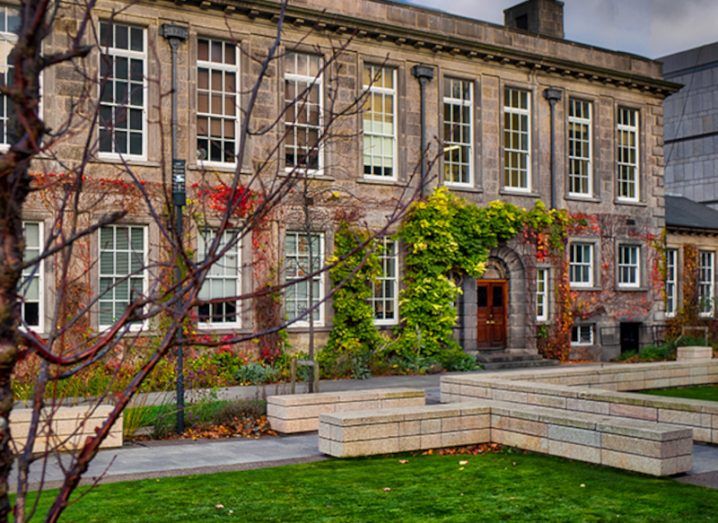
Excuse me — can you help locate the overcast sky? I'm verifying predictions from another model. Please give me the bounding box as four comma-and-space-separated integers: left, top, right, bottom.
406, 0, 718, 59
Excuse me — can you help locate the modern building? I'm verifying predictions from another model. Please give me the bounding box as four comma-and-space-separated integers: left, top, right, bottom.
19, 0, 679, 362
661, 42, 718, 208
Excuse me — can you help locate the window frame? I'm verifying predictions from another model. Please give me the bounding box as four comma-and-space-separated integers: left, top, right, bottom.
0, 5, 20, 151
197, 228, 242, 330
97, 224, 149, 331
362, 64, 398, 181
195, 37, 241, 169
20, 220, 44, 332
569, 241, 594, 289
616, 106, 640, 203
699, 250, 715, 318
283, 51, 324, 176
284, 231, 325, 327
502, 86, 532, 193
571, 324, 594, 346
665, 247, 678, 318
567, 98, 593, 198
536, 267, 549, 322
442, 77, 474, 188
617, 243, 641, 289
371, 238, 399, 326
97, 20, 148, 161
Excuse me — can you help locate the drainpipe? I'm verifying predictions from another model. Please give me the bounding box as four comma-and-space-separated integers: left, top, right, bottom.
543, 87, 562, 209
411, 64, 435, 198
160, 23, 188, 434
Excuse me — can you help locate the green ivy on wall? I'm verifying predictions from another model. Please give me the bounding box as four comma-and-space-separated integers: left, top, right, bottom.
396, 187, 570, 359
321, 221, 383, 378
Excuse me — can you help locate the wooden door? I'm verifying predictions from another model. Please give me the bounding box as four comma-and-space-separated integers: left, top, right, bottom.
476, 280, 508, 348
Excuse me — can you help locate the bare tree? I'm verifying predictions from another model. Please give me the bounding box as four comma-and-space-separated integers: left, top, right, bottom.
0, 1, 422, 521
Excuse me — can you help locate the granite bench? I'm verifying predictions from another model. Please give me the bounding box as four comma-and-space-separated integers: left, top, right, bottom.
441, 361, 718, 444
267, 388, 426, 434
318, 400, 693, 476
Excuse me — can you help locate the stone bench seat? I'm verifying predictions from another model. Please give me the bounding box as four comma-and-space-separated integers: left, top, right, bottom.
318, 400, 693, 476
267, 388, 426, 434
318, 403, 491, 457
442, 375, 718, 444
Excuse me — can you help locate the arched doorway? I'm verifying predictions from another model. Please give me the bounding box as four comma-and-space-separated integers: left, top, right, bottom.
476, 259, 509, 348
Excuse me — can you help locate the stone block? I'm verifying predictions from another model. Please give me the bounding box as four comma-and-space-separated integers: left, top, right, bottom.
601, 449, 692, 476
677, 346, 713, 362
491, 429, 548, 453
566, 398, 610, 415
658, 409, 711, 427
601, 433, 693, 459
548, 425, 600, 447
548, 440, 601, 464
492, 415, 548, 437
609, 403, 658, 421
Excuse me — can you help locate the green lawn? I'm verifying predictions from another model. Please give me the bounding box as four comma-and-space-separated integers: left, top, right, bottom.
21, 450, 718, 522
641, 384, 718, 402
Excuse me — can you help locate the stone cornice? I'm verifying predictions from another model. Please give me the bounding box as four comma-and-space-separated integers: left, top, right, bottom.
160, 0, 682, 97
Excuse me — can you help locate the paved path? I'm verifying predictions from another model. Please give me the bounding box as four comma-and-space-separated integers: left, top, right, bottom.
20, 434, 323, 490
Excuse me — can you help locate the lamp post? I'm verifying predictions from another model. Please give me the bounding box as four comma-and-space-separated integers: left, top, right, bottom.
160, 23, 188, 434
543, 87, 562, 209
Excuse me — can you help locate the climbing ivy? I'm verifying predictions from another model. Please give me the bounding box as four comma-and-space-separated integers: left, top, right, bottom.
396, 187, 570, 359
322, 221, 383, 378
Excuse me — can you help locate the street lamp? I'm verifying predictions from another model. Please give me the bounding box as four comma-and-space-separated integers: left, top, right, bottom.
160, 23, 188, 434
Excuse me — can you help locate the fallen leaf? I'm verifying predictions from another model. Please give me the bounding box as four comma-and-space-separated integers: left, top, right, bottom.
215, 504, 225, 510
459, 460, 469, 466
383, 487, 392, 492
399, 459, 409, 464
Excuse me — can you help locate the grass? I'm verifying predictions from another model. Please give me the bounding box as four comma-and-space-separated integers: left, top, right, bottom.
641, 384, 718, 402
20, 450, 718, 522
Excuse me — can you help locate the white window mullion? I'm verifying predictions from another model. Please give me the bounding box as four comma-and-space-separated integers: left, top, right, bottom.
285, 231, 324, 326
363, 65, 397, 180
98, 21, 147, 160
196, 38, 240, 167
20, 221, 43, 331
617, 107, 639, 202
98, 224, 147, 329
0, 5, 19, 150
284, 52, 323, 174
198, 229, 242, 328
666, 248, 678, 317
568, 98, 592, 197
503, 87, 531, 192
571, 324, 594, 346
618, 244, 640, 288
443, 78, 473, 186
569, 242, 594, 288
536, 267, 548, 321
699, 250, 715, 317
372, 238, 399, 325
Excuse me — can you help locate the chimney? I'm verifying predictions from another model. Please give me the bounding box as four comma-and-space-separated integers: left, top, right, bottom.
504, 0, 564, 39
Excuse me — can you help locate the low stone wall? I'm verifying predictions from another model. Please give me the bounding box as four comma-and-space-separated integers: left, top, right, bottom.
268, 388, 426, 434
319, 403, 490, 457
441, 361, 718, 444
11, 405, 122, 453
318, 400, 693, 476
489, 401, 692, 476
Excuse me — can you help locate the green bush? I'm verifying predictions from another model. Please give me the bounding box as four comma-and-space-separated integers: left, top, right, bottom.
235, 362, 277, 386
438, 349, 479, 372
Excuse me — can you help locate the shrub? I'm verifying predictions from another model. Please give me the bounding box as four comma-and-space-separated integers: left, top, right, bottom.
235, 362, 277, 386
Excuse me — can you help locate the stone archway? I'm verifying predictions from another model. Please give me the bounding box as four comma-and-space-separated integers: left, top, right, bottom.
459, 245, 528, 351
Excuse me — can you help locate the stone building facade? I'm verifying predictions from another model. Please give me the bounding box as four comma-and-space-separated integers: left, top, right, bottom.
18, 0, 679, 361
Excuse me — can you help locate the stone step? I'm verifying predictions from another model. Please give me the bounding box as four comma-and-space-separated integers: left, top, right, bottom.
473, 350, 559, 370
479, 358, 559, 371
